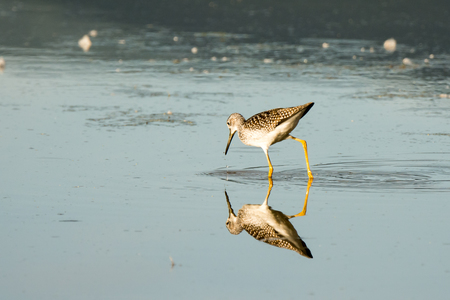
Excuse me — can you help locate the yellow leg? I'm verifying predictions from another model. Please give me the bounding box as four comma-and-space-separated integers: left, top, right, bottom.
288, 136, 314, 179
263, 148, 274, 178
288, 178, 313, 218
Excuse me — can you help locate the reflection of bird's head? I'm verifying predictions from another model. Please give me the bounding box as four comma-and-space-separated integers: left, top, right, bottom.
225, 191, 243, 235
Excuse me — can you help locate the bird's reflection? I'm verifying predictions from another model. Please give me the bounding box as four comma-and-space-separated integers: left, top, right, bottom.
225, 178, 313, 258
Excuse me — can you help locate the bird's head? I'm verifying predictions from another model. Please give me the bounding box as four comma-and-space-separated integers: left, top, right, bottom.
225, 113, 244, 155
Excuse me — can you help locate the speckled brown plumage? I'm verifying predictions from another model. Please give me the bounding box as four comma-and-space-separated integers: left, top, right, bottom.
243, 221, 313, 258
238, 207, 313, 258
243, 103, 313, 133
232, 102, 314, 148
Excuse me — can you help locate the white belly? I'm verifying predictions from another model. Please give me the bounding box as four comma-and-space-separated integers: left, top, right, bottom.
239, 112, 301, 148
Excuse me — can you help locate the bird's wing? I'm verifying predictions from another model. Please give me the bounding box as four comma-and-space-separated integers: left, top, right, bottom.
244, 103, 314, 131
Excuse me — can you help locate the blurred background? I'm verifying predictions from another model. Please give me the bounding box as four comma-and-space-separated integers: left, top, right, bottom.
2, 0, 450, 50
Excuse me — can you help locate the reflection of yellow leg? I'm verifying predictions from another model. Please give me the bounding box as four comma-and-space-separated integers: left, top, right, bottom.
267, 176, 273, 190
263, 148, 274, 178
288, 178, 313, 218
288, 136, 314, 179
262, 176, 274, 206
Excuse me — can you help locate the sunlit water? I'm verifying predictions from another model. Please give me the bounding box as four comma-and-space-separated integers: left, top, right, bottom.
1, 2, 450, 299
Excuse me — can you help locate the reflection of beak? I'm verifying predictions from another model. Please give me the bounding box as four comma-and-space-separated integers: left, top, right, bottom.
225, 191, 236, 217
225, 130, 236, 155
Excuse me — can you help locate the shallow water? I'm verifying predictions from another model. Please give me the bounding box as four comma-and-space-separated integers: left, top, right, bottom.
1, 1, 450, 299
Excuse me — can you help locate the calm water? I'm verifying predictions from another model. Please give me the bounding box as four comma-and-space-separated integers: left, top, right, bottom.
1, 1, 450, 299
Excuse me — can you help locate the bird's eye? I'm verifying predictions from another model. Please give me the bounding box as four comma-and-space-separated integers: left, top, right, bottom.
227, 122, 230, 126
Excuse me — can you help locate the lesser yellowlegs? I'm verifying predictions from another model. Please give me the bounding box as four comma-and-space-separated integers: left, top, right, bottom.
225, 177, 313, 258
225, 102, 314, 178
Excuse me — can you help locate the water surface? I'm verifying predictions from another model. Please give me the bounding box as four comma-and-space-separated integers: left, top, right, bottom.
1, 1, 450, 299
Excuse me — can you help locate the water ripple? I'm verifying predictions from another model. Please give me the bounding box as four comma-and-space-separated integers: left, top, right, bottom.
206, 157, 450, 192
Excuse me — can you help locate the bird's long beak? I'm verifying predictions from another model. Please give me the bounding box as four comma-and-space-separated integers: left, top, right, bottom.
225, 130, 236, 155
